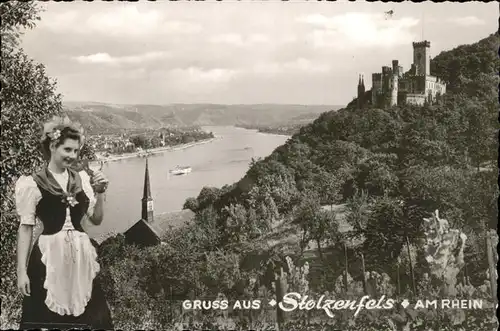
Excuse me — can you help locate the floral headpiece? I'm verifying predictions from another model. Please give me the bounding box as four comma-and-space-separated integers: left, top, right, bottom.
42, 115, 85, 149
47, 129, 62, 141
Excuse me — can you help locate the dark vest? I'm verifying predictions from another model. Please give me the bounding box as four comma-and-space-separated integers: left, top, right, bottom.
34, 171, 90, 235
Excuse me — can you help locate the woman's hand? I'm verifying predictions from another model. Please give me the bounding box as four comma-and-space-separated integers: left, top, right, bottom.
17, 271, 30, 296
90, 170, 109, 193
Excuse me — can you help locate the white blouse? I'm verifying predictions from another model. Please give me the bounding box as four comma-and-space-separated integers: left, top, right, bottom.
15, 170, 100, 317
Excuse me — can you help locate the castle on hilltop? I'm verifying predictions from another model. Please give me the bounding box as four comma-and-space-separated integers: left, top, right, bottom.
357, 40, 446, 108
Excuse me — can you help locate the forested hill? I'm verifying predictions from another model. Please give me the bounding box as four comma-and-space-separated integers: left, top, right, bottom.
430, 31, 498, 97
95, 32, 498, 330
183, 32, 498, 280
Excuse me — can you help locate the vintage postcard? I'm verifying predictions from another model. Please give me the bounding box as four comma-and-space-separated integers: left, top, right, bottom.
0, 1, 497, 330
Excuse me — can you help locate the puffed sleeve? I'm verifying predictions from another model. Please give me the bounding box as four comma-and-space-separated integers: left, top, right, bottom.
79, 171, 96, 217
15, 175, 42, 226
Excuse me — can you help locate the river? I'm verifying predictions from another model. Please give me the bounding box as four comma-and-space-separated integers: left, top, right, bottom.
84, 126, 290, 238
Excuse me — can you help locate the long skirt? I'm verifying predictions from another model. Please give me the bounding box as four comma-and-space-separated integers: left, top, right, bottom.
20, 239, 114, 330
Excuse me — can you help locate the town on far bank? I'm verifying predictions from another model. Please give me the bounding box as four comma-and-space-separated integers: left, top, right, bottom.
83, 126, 215, 160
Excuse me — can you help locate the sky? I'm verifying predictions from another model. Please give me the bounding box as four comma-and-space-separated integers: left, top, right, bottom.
20, 1, 498, 105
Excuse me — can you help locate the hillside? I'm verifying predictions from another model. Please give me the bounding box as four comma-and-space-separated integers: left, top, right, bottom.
430, 31, 499, 96
63, 102, 341, 134
95, 32, 499, 330
183, 32, 498, 281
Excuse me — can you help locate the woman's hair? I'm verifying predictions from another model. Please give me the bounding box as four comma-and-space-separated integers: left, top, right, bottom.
40, 116, 85, 160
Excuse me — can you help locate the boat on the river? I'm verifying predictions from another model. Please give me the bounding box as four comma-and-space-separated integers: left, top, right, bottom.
169, 165, 192, 176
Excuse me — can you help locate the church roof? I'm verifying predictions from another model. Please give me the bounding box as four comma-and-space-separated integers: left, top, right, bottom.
125, 209, 195, 242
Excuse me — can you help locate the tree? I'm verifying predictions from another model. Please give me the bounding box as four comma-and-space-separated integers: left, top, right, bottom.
196, 186, 223, 210
248, 172, 298, 215
398, 165, 471, 229
354, 154, 399, 197
291, 190, 322, 254
0, 1, 40, 54
345, 189, 371, 234
315, 169, 341, 207
183, 197, 199, 212
224, 203, 251, 243
462, 98, 497, 169
190, 205, 223, 250
460, 169, 498, 283
130, 134, 147, 149
150, 136, 162, 148
0, 2, 62, 327
311, 140, 370, 173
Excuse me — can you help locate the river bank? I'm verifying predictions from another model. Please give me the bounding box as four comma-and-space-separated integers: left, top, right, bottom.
90, 137, 217, 165
259, 130, 295, 137
235, 125, 300, 137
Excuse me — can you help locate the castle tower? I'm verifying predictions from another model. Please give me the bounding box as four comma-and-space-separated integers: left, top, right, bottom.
372, 73, 382, 106
390, 60, 399, 106
141, 157, 154, 222
357, 74, 365, 108
413, 41, 431, 76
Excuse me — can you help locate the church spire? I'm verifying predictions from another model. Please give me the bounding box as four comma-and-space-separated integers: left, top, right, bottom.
141, 157, 154, 222
357, 73, 365, 109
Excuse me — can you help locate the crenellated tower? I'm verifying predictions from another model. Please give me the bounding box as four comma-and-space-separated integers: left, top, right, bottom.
141, 157, 154, 222
413, 40, 430, 76
390, 60, 399, 106
371, 73, 382, 106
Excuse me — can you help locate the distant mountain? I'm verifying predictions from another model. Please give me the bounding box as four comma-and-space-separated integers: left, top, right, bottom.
63, 102, 342, 133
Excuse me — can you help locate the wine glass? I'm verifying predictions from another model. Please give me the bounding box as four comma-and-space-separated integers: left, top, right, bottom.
82, 160, 108, 196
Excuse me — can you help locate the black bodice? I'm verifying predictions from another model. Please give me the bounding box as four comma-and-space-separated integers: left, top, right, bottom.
34, 174, 90, 235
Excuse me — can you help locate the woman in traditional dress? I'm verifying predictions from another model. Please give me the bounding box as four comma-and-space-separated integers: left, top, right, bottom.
15, 117, 114, 330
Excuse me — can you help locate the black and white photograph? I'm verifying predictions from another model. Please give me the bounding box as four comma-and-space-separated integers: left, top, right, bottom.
0, 1, 498, 330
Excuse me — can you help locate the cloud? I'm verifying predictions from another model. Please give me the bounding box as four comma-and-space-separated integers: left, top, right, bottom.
73, 51, 168, 65
86, 6, 162, 36
447, 16, 485, 26
38, 9, 80, 31
297, 12, 419, 49
285, 58, 330, 73
108, 68, 147, 80
169, 67, 239, 84
251, 58, 330, 75
40, 6, 202, 37
209, 33, 271, 47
